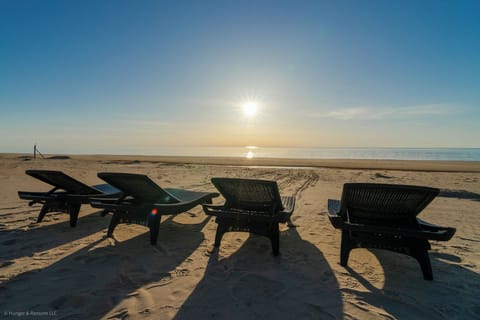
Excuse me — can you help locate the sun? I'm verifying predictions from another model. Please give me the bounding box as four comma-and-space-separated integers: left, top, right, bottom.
242, 101, 258, 117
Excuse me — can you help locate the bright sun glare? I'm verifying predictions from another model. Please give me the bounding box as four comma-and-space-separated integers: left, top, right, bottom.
242, 101, 258, 117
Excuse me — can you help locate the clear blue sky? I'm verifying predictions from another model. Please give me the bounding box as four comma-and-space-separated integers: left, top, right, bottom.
1, 0, 479, 154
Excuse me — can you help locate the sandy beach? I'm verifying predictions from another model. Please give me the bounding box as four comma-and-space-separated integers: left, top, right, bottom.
0, 153, 479, 319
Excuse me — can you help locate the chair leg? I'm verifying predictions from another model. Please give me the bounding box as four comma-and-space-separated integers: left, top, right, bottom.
214, 222, 228, 247
340, 230, 353, 266
270, 223, 280, 256
107, 212, 121, 238
37, 204, 50, 223
411, 246, 433, 280
68, 203, 81, 227
149, 215, 161, 245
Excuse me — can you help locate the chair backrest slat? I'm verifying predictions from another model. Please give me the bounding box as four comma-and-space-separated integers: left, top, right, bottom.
211, 178, 283, 213
27, 170, 101, 195
97, 172, 179, 203
341, 183, 439, 226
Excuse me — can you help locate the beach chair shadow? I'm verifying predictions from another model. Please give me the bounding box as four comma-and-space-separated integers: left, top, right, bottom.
341, 250, 479, 319
203, 177, 295, 256
0, 210, 108, 262
18, 170, 121, 227
0, 214, 212, 319
327, 183, 456, 280
91, 172, 219, 245
438, 189, 480, 202
174, 227, 343, 319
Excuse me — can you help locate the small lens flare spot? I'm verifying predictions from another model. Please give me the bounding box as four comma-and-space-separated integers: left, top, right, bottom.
151, 208, 158, 215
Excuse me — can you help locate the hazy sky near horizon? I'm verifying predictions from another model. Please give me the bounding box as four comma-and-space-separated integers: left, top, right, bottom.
1, 0, 479, 154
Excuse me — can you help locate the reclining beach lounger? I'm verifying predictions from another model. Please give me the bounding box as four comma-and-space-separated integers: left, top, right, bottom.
202, 178, 295, 256
18, 170, 121, 227
327, 183, 456, 280
90, 172, 219, 245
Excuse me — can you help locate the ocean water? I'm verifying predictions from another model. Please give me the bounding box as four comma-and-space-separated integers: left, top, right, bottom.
153, 147, 480, 161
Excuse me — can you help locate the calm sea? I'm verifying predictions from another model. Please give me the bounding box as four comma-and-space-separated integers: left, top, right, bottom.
152, 147, 480, 161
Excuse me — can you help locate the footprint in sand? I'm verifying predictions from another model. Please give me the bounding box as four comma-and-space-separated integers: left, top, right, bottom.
172, 268, 190, 277
0, 206, 22, 211
0, 261, 14, 268
231, 274, 286, 306
373, 172, 394, 179
107, 309, 129, 319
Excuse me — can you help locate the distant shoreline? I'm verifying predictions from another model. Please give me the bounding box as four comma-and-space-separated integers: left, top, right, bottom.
3, 153, 480, 173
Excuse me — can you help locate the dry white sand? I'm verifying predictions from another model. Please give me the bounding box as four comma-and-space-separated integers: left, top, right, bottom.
0, 154, 479, 319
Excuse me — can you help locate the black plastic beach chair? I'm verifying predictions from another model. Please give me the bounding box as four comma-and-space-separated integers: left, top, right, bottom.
18, 170, 121, 227
90, 172, 219, 245
327, 183, 456, 280
203, 178, 295, 256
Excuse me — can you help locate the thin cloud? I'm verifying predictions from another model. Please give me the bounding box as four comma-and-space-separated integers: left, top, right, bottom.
311, 104, 454, 120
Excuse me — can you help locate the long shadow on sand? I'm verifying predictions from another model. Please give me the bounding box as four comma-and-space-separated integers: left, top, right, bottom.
174, 227, 343, 320
439, 189, 480, 202
341, 249, 479, 319
0, 215, 211, 320
0, 210, 109, 262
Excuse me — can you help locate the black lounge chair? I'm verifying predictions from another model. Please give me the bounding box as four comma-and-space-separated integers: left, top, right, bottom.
18, 170, 121, 227
90, 172, 219, 245
327, 183, 456, 280
202, 178, 295, 256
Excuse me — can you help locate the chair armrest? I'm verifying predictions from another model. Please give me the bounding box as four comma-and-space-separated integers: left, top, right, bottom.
149, 201, 208, 214
343, 221, 456, 241
202, 204, 289, 223
65, 193, 120, 202
280, 196, 295, 216
89, 197, 125, 204
90, 199, 123, 210
202, 204, 226, 216
417, 219, 456, 241
93, 192, 216, 215
327, 199, 343, 228
18, 191, 67, 201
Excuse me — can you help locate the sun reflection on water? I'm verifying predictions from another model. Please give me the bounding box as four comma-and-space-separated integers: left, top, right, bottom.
245, 146, 256, 159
